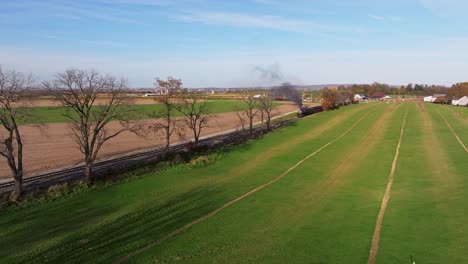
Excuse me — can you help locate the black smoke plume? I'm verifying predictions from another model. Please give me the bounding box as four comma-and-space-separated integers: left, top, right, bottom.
272, 82, 302, 108
254, 64, 283, 83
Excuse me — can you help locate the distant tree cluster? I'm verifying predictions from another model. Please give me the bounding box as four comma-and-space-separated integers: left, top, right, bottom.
340, 82, 448, 97
320, 87, 355, 110
447, 82, 468, 98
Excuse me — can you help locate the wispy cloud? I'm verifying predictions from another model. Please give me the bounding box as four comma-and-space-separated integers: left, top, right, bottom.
176, 11, 366, 34
418, 0, 468, 17
369, 14, 403, 22
1, 1, 144, 25
251, 0, 276, 4
38, 33, 130, 48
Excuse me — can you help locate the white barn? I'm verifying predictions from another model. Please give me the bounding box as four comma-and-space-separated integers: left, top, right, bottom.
452, 96, 468, 106
424, 94, 447, 103
423, 96, 433, 102
354, 94, 364, 101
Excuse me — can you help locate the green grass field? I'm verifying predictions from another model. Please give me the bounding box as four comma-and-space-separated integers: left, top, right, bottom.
22, 100, 275, 124
0, 101, 466, 263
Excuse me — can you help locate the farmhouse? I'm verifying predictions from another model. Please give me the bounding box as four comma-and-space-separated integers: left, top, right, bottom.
452, 96, 468, 106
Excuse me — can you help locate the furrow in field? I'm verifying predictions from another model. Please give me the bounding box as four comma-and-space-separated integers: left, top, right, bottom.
114, 108, 374, 263
367, 109, 408, 264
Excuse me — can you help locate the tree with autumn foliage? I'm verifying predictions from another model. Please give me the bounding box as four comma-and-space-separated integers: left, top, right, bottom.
321, 88, 338, 110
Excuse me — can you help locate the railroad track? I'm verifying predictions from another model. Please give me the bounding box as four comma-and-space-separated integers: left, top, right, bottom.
0, 119, 296, 195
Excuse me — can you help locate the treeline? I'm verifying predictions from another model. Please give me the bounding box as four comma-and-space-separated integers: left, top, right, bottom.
1, 67, 218, 201
333, 82, 466, 97
332, 82, 447, 96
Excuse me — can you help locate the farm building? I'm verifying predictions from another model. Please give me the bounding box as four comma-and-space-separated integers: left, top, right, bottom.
424, 94, 447, 103
354, 94, 364, 101
423, 96, 433, 102
452, 96, 468, 106
370, 91, 385, 99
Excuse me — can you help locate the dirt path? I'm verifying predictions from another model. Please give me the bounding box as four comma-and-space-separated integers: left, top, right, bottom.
0, 104, 298, 179
436, 110, 468, 152
114, 111, 372, 264
367, 109, 408, 264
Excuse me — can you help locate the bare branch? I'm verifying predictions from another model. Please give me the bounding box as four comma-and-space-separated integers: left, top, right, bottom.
46, 68, 131, 184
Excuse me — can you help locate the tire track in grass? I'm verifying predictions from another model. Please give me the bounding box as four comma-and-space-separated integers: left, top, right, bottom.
437, 110, 468, 152
367, 109, 408, 264
114, 112, 372, 264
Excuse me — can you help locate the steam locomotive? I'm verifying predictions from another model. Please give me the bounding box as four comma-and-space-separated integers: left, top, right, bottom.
297, 105, 323, 118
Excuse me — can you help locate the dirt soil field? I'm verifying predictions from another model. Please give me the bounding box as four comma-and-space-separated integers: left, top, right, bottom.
0, 104, 298, 180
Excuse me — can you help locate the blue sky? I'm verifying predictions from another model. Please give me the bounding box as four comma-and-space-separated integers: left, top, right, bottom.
1, 0, 468, 88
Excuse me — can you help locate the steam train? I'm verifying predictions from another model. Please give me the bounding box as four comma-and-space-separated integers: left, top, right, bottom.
297, 105, 324, 118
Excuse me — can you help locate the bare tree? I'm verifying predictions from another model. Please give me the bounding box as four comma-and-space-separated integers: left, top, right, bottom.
242, 93, 259, 136
258, 93, 275, 132
0, 66, 33, 200
149, 77, 185, 157
44, 68, 130, 185
177, 95, 211, 147
235, 111, 247, 132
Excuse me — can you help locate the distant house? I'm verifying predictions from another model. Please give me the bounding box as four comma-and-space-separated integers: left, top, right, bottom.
370, 91, 385, 99
453, 96, 468, 106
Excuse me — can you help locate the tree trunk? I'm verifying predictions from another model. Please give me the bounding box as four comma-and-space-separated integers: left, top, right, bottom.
266, 118, 271, 132
11, 172, 23, 201
193, 128, 199, 147
84, 162, 93, 186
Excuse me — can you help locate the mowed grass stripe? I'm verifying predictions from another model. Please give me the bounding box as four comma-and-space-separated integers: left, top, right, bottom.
128, 102, 399, 263
376, 103, 467, 263
210, 103, 376, 185
426, 104, 467, 142
115, 108, 374, 263
435, 110, 468, 152
367, 106, 408, 264
440, 104, 468, 125
0, 104, 377, 263
420, 104, 468, 262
